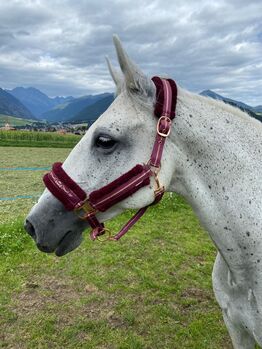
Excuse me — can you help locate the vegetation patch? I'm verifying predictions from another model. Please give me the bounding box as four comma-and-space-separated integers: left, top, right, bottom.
0, 130, 81, 148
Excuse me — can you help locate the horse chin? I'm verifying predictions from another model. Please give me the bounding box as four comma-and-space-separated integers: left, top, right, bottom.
55, 230, 83, 257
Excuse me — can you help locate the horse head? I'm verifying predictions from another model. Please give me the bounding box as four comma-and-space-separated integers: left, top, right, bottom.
24, 36, 177, 256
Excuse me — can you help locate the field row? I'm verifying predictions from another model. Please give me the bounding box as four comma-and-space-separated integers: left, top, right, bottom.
0, 130, 81, 148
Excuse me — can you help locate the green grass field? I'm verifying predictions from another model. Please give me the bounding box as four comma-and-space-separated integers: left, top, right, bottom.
0, 147, 234, 348
0, 130, 81, 148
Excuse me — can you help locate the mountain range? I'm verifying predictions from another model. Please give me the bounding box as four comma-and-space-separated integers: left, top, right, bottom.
200, 90, 262, 122
0, 86, 261, 125
71, 94, 114, 123
7, 87, 74, 117
1, 86, 114, 124
0, 88, 36, 120
41, 93, 113, 122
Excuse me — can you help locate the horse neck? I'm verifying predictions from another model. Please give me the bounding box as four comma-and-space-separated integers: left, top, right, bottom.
168, 88, 262, 283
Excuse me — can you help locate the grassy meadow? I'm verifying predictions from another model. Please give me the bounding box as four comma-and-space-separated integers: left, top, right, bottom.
0, 146, 235, 348
0, 130, 81, 148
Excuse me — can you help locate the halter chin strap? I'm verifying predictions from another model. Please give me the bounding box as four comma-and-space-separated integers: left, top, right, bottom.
43, 77, 177, 241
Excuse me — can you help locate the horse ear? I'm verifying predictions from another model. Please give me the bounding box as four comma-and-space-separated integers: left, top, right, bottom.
113, 35, 154, 98
105, 56, 123, 95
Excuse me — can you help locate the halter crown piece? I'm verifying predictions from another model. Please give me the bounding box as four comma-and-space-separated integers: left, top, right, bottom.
43, 77, 177, 241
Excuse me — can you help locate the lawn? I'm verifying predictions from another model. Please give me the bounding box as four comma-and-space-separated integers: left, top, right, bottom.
0, 147, 71, 225
0, 147, 233, 348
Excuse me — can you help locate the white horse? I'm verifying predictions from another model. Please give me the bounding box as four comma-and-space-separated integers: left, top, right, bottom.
25, 36, 262, 348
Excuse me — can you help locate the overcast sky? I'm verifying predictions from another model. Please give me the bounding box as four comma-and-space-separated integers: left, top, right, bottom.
0, 0, 261, 106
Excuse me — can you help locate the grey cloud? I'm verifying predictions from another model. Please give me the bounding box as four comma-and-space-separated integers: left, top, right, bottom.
0, 0, 261, 105
16, 30, 31, 37
0, 2, 52, 29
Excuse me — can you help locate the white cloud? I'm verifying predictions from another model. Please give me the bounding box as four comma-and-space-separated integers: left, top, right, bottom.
0, 0, 261, 105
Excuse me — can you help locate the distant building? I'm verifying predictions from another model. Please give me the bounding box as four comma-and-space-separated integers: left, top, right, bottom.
0, 123, 16, 131
57, 129, 66, 134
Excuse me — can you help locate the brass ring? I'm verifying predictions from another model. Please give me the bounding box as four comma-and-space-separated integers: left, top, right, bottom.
96, 228, 112, 242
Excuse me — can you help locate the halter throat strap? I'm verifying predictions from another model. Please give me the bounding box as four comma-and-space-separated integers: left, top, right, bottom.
43, 77, 177, 241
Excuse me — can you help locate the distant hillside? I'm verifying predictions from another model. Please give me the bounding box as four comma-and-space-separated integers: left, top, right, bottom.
0, 88, 36, 120
254, 105, 262, 113
8, 87, 74, 118
70, 95, 114, 124
41, 93, 113, 122
0, 114, 36, 127
200, 90, 262, 122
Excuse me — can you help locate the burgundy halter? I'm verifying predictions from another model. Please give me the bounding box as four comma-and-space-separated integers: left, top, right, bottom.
43, 77, 177, 241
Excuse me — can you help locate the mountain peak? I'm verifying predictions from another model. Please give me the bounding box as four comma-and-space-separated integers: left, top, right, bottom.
200, 90, 224, 100
199, 89, 261, 121
11, 86, 49, 98
41, 93, 114, 122
200, 89, 213, 94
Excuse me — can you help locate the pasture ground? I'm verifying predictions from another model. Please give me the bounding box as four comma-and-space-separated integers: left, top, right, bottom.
0, 147, 235, 348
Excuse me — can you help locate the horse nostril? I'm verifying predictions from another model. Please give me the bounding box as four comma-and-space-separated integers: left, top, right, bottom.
36, 243, 53, 253
24, 219, 36, 239
24, 219, 53, 253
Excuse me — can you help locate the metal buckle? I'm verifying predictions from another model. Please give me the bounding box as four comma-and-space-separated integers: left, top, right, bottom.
96, 228, 114, 242
152, 170, 165, 197
75, 200, 97, 219
157, 115, 171, 138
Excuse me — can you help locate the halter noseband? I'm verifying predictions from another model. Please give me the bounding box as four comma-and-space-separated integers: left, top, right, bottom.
43, 77, 177, 241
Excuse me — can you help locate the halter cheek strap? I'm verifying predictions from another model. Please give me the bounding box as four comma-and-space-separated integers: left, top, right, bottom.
43, 77, 177, 241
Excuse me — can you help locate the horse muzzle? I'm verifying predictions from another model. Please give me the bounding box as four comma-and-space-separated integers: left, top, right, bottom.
24, 196, 86, 256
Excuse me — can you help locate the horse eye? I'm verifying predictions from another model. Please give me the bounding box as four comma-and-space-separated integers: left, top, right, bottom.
95, 135, 117, 150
